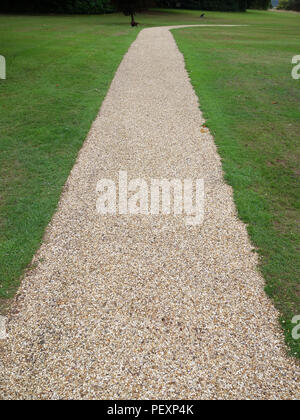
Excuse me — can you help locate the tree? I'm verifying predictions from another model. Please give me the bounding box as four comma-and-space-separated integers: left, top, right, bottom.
111, 0, 155, 26
287, 0, 300, 10
247, 0, 271, 8
0, 0, 114, 14
156, 0, 247, 11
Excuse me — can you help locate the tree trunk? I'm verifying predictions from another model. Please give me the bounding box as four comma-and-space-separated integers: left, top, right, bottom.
130, 13, 136, 26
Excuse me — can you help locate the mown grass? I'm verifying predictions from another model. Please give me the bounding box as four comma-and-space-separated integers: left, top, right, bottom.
0, 9, 299, 358
173, 10, 300, 357
0, 9, 253, 308
0, 14, 139, 309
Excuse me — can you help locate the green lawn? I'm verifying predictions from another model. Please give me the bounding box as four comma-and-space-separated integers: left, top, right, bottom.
0, 14, 138, 311
0, 10, 206, 310
0, 9, 299, 357
173, 10, 300, 358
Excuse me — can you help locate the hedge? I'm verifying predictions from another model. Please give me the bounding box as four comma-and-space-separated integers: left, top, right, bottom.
278, 0, 300, 9
288, 0, 300, 9
247, 0, 271, 9
0, 0, 114, 14
156, 0, 247, 11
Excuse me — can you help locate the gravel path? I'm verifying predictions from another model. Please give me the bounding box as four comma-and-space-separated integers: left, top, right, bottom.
0, 26, 299, 400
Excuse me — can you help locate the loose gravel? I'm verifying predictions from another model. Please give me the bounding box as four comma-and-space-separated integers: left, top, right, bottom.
0, 26, 299, 400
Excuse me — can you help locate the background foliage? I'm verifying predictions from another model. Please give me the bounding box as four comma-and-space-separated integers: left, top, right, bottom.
0, 0, 277, 13
278, 0, 300, 10
0, 0, 114, 14
247, 0, 270, 9
5, 0, 300, 13
111, 0, 155, 16
156, 1, 248, 11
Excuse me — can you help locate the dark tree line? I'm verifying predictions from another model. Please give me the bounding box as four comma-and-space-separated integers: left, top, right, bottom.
157, 0, 247, 10
0, 0, 273, 17
246, 0, 270, 9
279, 0, 300, 10
156, 0, 271, 10
0, 0, 114, 14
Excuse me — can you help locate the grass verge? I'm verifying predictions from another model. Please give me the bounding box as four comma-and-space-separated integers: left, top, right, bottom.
173, 9, 300, 357
0, 9, 258, 306
0, 9, 299, 359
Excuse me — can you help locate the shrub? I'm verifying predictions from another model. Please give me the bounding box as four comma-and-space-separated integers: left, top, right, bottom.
111, 0, 155, 24
156, 0, 247, 11
0, 0, 114, 14
277, 0, 289, 8
247, 0, 271, 9
287, 0, 300, 10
